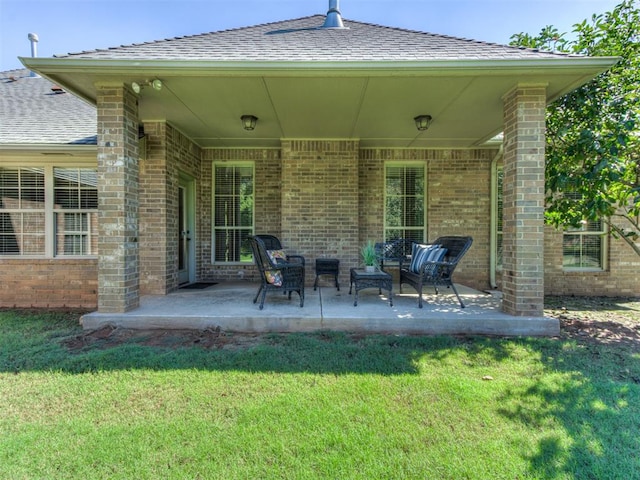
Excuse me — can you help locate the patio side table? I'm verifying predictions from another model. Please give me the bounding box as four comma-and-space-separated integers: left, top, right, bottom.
314, 258, 340, 291
349, 268, 393, 307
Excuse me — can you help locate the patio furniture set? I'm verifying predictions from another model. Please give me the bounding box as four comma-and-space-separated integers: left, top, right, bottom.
248, 235, 473, 310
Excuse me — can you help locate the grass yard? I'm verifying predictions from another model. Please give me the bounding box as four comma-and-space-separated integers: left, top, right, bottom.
1, 303, 639, 479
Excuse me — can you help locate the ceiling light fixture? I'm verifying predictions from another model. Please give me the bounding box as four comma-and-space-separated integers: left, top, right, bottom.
414, 114, 433, 131
241, 115, 258, 131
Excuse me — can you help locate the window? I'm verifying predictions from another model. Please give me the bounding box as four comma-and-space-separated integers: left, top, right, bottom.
0, 166, 97, 257
384, 163, 425, 244
213, 163, 254, 263
563, 220, 607, 270
54, 168, 98, 255
495, 167, 503, 268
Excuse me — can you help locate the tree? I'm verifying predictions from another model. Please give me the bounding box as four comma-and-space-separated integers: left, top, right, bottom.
510, 0, 640, 256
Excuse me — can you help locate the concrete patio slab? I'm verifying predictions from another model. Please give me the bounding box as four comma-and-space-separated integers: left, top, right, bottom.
80, 281, 559, 336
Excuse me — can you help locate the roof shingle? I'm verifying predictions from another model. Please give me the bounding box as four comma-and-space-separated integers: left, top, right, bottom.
0, 69, 96, 145
54, 15, 568, 63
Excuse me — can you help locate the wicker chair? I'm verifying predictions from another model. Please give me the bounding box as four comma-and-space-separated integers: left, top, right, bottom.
374, 238, 415, 270
399, 236, 473, 308
249, 235, 305, 310
254, 234, 305, 266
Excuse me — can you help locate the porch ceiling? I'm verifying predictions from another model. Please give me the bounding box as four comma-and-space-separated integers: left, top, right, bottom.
22, 59, 615, 149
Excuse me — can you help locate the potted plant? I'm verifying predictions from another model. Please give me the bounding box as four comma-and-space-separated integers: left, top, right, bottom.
361, 240, 379, 272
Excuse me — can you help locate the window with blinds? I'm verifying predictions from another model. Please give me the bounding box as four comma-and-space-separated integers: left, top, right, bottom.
384, 163, 425, 244
563, 219, 607, 270
0, 167, 46, 255
213, 163, 254, 263
54, 168, 98, 255
0, 166, 98, 257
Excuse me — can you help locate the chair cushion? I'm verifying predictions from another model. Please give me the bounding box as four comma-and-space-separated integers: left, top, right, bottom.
409, 244, 436, 273
267, 249, 287, 264
265, 269, 283, 287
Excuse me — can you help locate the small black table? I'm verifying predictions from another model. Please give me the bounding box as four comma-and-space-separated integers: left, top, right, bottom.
349, 268, 393, 307
314, 258, 340, 291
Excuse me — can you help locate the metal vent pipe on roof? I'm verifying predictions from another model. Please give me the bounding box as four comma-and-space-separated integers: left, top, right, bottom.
322, 0, 345, 29
27, 32, 40, 77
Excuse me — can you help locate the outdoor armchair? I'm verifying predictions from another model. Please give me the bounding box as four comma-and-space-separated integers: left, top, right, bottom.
399, 236, 473, 308
249, 235, 305, 310
374, 238, 415, 270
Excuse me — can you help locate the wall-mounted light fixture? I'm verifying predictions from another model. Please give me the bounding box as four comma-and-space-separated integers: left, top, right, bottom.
131, 79, 163, 94
414, 114, 433, 131
241, 115, 258, 131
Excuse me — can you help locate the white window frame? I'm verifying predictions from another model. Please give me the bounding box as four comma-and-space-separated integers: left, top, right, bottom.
383, 162, 426, 245
0, 160, 98, 258
212, 161, 255, 265
563, 220, 608, 271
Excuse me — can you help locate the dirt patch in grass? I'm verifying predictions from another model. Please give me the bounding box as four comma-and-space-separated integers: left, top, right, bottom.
63, 296, 640, 352
545, 296, 640, 350
63, 325, 265, 351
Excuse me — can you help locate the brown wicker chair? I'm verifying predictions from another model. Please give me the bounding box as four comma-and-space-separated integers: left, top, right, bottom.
249, 235, 305, 310
399, 236, 473, 308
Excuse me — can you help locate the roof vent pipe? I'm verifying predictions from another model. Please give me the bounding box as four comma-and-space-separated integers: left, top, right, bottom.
322, 0, 345, 29
27, 33, 39, 77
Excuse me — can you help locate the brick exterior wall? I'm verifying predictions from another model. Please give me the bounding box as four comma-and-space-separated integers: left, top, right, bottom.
201, 148, 282, 282
544, 220, 640, 296
359, 149, 493, 291
139, 122, 202, 294
3, 120, 638, 310
0, 259, 97, 309
281, 140, 360, 286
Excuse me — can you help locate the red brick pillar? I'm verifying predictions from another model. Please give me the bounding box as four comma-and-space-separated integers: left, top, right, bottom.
96, 84, 140, 312
501, 85, 546, 316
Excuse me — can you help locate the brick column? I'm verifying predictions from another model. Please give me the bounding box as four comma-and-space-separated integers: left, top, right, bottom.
501, 85, 546, 316
96, 84, 140, 312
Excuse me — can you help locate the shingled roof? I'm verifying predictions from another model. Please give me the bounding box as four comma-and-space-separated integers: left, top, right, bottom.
0, 69, 96, 145
54, 15, 567, 63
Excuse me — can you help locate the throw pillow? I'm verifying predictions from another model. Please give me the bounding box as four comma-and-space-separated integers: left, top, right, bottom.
409, 243, 436, 274
421, 247, 448, 275
265, 269, 283, 287
267, 249, 287, 264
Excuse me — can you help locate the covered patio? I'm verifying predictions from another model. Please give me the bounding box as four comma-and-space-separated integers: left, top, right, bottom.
80, 281, 558, 336
19, 4, 617, 332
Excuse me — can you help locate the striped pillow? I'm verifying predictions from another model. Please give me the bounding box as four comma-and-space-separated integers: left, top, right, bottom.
409, 244, 436, 274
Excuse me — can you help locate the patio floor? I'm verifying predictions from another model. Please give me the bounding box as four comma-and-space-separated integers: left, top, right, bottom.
81, 281, 559, 336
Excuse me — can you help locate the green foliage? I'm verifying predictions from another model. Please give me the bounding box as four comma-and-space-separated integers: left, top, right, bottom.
511, 1, 640, 254
360, 240, 378, 267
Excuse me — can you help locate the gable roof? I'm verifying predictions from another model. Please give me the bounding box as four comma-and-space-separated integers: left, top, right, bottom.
56, 15, 567, 63
0, 69, 96, 146
19, 14, 617, 149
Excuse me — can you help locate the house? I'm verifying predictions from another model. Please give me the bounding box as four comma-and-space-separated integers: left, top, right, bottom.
3, 2, 638, 320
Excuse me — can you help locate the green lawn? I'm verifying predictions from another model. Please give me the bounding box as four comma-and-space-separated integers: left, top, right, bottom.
1, 310, 639, 479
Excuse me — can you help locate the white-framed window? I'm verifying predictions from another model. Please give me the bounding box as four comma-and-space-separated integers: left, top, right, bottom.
495, 166, 503, 269
563, 219, 607, 270
212, 162, 254, 264
384, 163, 425, 244
0, 165, 97, 257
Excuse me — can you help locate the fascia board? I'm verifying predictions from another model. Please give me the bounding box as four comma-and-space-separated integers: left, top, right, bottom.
0, 144, 97, 155
20, 56, 620, 78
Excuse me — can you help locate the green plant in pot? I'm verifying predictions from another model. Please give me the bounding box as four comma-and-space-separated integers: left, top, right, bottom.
361, 240, 379, 272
